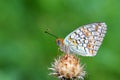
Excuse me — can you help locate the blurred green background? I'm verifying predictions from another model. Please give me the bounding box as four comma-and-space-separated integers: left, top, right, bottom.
0, 0, 120, 80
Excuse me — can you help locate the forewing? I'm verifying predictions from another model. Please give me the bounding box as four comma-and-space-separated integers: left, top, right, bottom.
64, 22, 107, 56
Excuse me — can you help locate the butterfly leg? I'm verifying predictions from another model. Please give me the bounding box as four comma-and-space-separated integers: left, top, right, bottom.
56, 48, 60, 56
65, 45, 70, 54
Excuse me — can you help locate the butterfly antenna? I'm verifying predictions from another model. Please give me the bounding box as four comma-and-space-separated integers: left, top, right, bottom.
44, 30, 58, 38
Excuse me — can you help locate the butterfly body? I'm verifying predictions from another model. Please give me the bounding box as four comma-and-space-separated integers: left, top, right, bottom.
56, 22, 107, 56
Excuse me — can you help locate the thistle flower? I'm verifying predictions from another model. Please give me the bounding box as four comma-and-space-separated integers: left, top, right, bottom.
49, 54, 86, 80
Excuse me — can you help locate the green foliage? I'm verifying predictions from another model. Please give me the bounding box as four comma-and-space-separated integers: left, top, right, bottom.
0, 0, 120, 80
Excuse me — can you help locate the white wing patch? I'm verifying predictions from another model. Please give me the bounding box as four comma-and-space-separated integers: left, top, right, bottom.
64, 22, 107, 56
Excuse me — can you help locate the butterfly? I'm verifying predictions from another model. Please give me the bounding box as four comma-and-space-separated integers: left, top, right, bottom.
55, 22, 107, 56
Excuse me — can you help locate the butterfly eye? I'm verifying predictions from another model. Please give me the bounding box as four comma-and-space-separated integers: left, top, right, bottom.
57, 40, 61, 46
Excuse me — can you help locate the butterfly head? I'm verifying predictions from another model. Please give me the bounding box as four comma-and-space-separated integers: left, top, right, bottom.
44, 30, 64, 47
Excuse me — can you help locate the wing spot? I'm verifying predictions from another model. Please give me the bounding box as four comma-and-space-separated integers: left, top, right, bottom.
90, 50, 94, 54
68, 37, 72, 41
95, 26, 99, 31
87, 43, 94, 49
81, 28, 91, 37
72, 40, 77, 45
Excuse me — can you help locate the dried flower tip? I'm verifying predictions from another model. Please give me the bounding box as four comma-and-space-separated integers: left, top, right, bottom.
49, 54, 86, 80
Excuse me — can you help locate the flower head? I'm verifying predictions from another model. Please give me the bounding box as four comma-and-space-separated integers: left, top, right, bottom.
49, 54, 86, 80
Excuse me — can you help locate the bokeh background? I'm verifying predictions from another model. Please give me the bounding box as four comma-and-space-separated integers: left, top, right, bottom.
0, 0, 120, 80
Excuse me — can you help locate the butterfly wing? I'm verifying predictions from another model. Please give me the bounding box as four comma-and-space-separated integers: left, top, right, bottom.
64, 22, 107, 56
